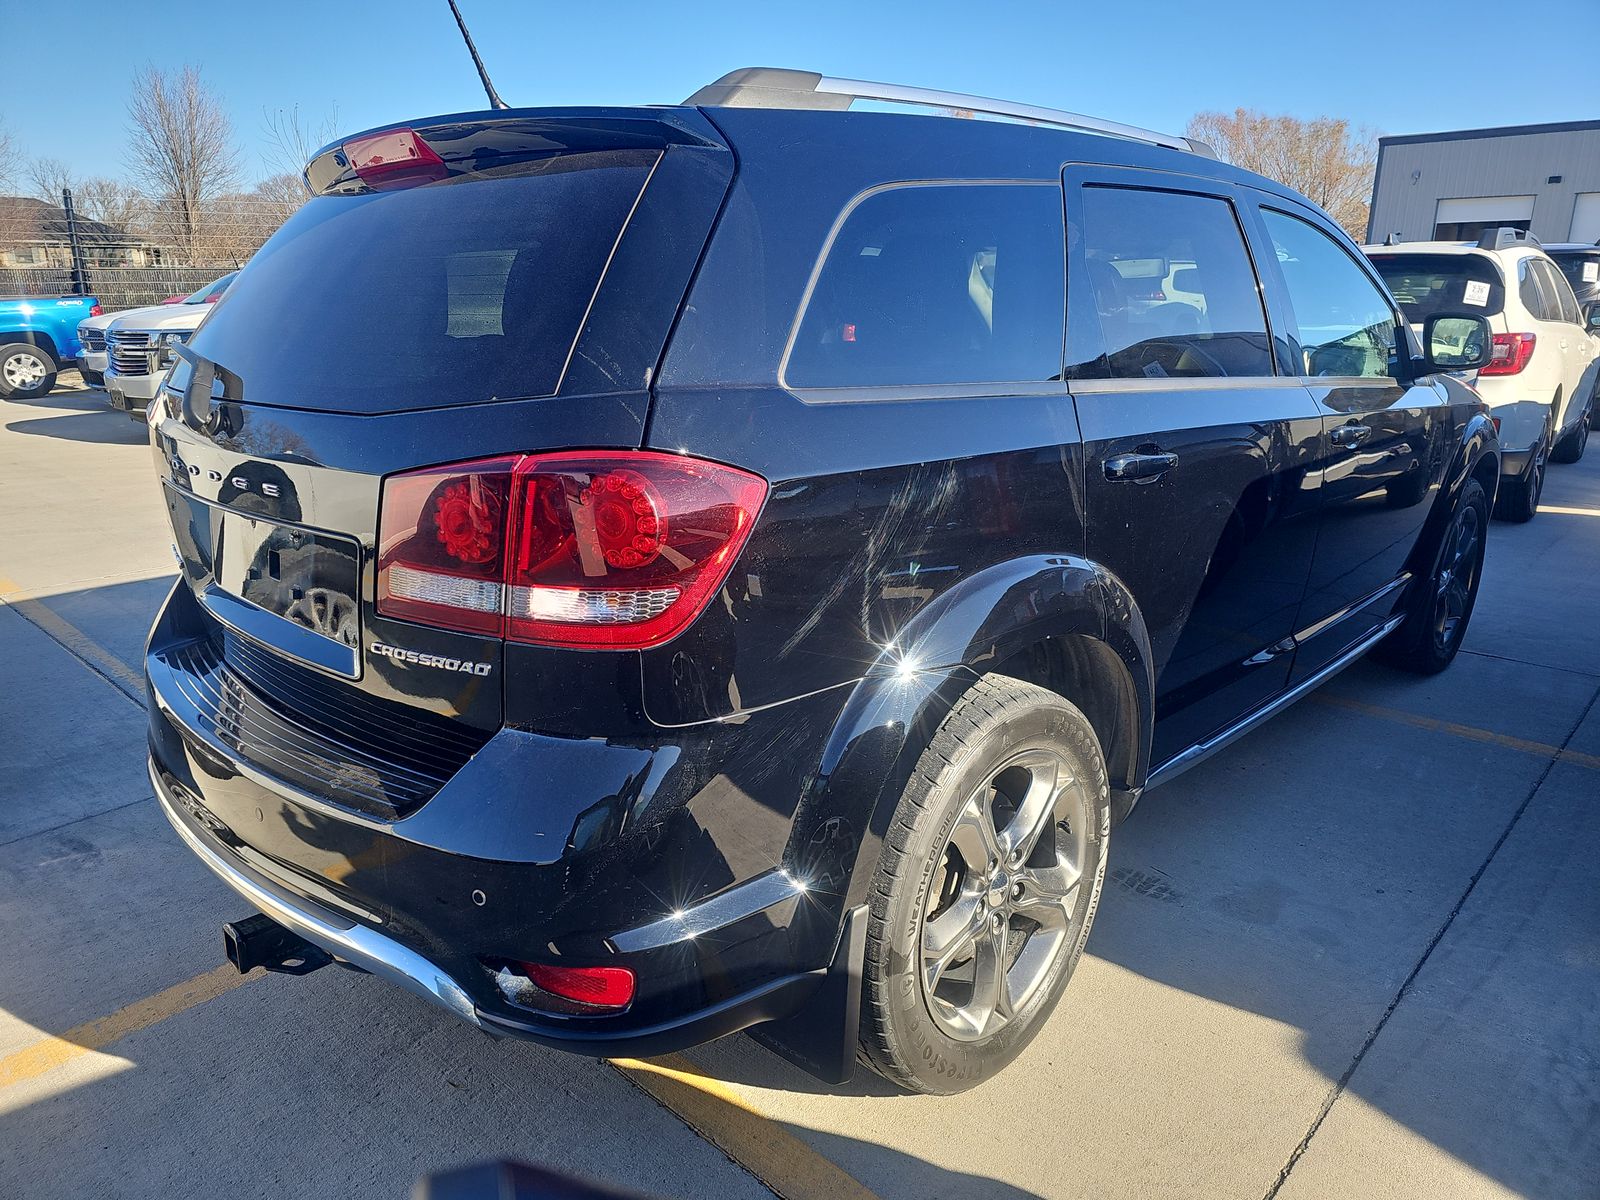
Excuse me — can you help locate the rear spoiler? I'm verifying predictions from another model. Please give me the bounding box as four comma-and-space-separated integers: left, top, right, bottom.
1477, 227, 1541, 251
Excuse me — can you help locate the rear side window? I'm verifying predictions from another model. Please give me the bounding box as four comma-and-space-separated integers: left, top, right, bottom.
784, 183, 1065, 389
1368, 253, 1505, 321
186, 150, 657, 414
1535, 259, 1581, 323
1070, 186, 1274, 380
1262, 210, 1397, 379
1518, 259, 1553, 321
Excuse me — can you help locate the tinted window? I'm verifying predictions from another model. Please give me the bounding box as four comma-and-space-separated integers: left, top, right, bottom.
1535, 259, 1581, 323
186, 150, 656, 413
1070, 186, 1272, 380
1551, 251, 1600, 296
785, 184, 1065, 389
1518, 259, 1552, 321
1368, 253, 1505, 321
1263, 210, 1397, 379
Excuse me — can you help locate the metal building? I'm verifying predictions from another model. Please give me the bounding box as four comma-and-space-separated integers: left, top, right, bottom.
1366, 119, 1600, 246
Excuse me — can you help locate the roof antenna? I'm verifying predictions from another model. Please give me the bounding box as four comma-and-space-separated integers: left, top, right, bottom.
446, 0, 509, 111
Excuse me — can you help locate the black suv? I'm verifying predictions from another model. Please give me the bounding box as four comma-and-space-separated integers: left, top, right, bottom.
146, 69, 1499, 1094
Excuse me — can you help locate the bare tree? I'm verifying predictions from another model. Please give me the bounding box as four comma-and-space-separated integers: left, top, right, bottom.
0, 116, 20, 194
74, 177, 150, 232
262, 104, 339, 193
1186, 108, 1377, 239
27, 156, 78, 206
125, 65, 241, 263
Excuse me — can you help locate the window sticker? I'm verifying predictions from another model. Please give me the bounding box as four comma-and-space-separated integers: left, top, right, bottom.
1583, 262, 1599, 284
1463, 280, 1492, 307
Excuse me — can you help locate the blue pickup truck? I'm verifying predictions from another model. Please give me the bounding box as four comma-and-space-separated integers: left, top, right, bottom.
0, 293, 100, 399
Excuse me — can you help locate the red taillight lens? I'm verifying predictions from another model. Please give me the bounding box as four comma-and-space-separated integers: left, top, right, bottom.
377, 451, 767, 649
1480, 332, 1536, 376
89, 304, 103, 317
523, 963, 635, 1010
1491, 416, 1502, 434
343, 128, 446, 190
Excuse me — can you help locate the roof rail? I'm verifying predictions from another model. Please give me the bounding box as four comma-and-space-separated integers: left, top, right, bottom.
683, 68, 1217, 158
1477, 227, 1542, 251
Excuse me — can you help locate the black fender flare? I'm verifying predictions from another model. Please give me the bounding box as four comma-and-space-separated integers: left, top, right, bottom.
781, 554, 1155, 947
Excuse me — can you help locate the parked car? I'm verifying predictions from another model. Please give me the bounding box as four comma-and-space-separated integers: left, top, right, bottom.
1366, 230, 1600, 520
1545, 242, 1600, 428
145, 69, 1499, 1096
103, 273, 237, 419
0, 293, 100, 399
76, 310, 115, 387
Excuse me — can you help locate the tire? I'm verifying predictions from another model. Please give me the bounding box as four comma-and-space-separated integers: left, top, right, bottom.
1493, 442, 1545, 523
0, 342, 58, 400
859, 674, 1110, 1094
1552, 413, 1588, 463
1377, 477, 1488, 675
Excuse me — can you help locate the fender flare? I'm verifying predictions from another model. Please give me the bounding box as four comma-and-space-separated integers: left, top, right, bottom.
781, 554, 1155, 938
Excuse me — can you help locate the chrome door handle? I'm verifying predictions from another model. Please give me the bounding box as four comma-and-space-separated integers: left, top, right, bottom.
1104, 450, 1178, 483
1330, 423, 1373, 448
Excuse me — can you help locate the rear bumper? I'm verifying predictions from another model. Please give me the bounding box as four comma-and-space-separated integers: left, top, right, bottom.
145, 579, 853, 1056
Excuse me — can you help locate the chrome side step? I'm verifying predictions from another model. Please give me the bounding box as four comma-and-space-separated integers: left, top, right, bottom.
1146, 615, 1405, 790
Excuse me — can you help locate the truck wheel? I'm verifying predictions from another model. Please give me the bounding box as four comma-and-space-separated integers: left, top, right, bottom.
0, 343, 58, 400
859, 674, 1109, 1095
1378, 477, 1487, 675
1552, 413, 1588, 463
1493, 444, 1544, 523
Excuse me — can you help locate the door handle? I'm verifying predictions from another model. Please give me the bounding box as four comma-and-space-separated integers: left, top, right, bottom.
1104, 450, 1179, 483
1330, 423, 1373, 448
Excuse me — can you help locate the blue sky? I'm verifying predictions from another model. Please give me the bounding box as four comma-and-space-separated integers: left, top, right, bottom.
3, 0, 1596, 184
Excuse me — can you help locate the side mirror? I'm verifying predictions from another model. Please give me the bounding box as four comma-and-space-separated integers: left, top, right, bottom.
1422, 312, 1493, 372
1586, 303, 1600, 334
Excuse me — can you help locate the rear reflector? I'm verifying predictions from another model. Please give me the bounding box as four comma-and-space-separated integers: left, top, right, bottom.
524, 962, 635, 1010
377, 451, 767, 649
1481, 332, 1536, 376
343, 128, 446, 189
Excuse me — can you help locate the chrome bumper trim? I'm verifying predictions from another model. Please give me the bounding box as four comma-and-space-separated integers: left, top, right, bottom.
150, 759, 484, 1030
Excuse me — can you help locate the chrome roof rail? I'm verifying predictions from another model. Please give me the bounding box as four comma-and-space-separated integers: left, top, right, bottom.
684, 68, 1216, 158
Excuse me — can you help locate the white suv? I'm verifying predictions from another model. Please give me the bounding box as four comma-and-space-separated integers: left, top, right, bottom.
1366, 230, 1600, 521
102, 272, 236, 420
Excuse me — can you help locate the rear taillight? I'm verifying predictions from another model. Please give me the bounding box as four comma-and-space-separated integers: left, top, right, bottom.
343, 127, 446, 190
377, 451, 767, 649
1480, 332, 1536, 376
89, 304, 103, 317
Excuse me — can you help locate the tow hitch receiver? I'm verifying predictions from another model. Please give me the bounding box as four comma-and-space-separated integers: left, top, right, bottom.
223, 913, 333, 976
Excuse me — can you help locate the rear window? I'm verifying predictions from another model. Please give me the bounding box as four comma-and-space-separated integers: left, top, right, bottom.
1550, 251, 1600, 294
184, 150, 656, 413
1368, 253, 1505, 322
783, 183, 1065, 390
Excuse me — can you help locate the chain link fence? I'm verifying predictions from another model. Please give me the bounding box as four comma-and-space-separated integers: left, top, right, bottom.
0, 189, 297, 311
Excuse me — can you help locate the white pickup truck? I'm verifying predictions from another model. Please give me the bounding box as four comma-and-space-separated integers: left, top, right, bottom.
103, 273, 236, 419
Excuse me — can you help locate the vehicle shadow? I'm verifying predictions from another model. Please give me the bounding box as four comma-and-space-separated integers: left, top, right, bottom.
2, 389, 113, 413
4, 412, 148, 445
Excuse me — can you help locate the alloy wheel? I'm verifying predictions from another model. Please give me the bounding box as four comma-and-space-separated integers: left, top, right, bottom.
2, 351, 47, 390
920, 747, 1090, 1042
1433, 501, 1482, 654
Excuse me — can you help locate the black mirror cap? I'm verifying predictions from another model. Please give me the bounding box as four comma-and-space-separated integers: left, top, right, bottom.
1586, 303, 1600, 333
1421, 311, 1494, 373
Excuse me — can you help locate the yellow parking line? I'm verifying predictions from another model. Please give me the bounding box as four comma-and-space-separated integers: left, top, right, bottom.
0, 965, 261, 1093
611, 1055, 881, 1200
1314, 693, 1600, 771
0, 573, 146, 701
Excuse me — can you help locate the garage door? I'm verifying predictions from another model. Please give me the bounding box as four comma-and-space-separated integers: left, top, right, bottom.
1573, 193, 1600, 244
1436, 196, 1537, 224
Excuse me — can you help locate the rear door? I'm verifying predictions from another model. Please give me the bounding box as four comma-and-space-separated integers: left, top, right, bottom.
1247, 198, 1451, 676
1533, 257, 1596, 431
1065, 167, 1323, 766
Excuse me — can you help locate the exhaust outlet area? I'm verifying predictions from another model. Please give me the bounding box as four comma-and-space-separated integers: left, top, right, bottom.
222, 913, 334, 977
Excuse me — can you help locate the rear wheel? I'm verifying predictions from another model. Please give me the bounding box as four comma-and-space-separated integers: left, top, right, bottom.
1553, 410, 1589, 463
1378, 477, 1487, 674
859, 675, 1109, 1094
0, 343, 57, 400
1494, 442, 1545, 523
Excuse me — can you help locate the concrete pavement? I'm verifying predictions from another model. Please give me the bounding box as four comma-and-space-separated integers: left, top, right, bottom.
2, 375, 1597, 1199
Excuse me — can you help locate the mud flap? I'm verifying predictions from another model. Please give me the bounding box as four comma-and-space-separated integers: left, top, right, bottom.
746, 903, 867, 1085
